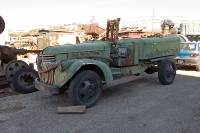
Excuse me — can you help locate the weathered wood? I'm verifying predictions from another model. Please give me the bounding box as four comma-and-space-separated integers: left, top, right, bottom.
57, 105, 86, 114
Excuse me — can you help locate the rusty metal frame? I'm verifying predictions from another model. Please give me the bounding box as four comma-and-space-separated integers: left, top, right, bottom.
106, 18, 120, 42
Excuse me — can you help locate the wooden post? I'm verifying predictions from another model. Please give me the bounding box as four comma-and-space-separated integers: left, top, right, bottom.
57, 105, 86, 114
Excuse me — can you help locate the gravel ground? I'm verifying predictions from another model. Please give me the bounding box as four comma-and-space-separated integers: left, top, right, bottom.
0, 66, 200, 133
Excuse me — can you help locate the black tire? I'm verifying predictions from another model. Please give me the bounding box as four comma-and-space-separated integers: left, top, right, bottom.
158, 58, 176, 85
68, 70, 102, 108
12, 68, 39, 94
0, 16, 5, 34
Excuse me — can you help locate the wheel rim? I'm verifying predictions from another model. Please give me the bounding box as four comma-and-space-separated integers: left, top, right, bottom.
78, 79, 97, 102
17, 71, 36, 88
165, 63, 175, 79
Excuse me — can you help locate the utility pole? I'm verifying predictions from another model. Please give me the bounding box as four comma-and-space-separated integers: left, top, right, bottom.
152, 8, 154, 34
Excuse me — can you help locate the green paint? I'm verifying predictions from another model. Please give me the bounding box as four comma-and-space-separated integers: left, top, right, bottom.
37, 37, 180, 90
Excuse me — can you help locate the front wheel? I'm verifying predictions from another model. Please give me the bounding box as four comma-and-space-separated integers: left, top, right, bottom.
68, 70, 102, 108
158, 58, 176, 85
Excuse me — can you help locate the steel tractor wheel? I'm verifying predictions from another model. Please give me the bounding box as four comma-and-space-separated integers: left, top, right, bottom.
68, 70, 102, 108
12, 68, 39, 94
158, 58, 176, 85
5, 60, 29, 82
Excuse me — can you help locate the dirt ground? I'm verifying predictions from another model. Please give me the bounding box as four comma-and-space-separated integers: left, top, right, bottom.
0, 66, 200, 133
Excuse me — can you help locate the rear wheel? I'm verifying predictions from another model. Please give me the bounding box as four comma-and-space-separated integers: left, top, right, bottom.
158, 58, 176, 85
68, 70, 102, 108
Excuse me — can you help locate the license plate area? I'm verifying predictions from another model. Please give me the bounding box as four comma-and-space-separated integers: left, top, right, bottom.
178, 60, 184, 64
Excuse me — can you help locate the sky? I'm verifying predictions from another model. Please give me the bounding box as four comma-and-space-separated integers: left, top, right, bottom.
1, 0, 200, 31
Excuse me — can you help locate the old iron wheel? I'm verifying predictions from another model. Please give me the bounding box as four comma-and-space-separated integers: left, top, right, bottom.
158, 58, 176, 85
12, 68, 39, 94
68, 70, 102, 108
5, 60, 29, 82
0, 16, 5, 34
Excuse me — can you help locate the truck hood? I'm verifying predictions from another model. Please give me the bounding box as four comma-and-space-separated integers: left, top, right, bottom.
43, 41, 110, 55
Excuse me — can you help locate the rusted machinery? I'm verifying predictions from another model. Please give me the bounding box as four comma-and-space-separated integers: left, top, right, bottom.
84, 23, 106, 40
84, 21, 162, 40
1, 46, 41, 64
161, 19, 175, 35
0, 45, 42, 93
0, 16, 43, 93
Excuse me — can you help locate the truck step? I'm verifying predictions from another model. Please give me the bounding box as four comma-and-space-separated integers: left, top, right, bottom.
110, 67, 123, 79
112, 73, 123, 79
103, 75, 142, 89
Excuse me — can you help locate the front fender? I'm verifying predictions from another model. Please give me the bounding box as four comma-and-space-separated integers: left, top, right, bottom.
54, 59, 113, 88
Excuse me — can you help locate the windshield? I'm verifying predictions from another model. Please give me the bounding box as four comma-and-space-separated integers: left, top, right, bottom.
180, 43, 196, 51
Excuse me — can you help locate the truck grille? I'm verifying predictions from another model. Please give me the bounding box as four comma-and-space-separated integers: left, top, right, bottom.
38, 54, 56, 84
39, 62, 56, 85
42, 55, 56, 63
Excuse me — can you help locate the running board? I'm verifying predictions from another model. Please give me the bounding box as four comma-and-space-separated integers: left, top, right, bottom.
103, 75, 142, 89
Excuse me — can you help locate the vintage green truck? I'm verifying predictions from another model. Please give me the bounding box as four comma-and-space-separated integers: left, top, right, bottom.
35, 18, 180, 108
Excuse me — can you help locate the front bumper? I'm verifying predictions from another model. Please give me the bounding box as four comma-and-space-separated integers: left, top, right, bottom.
35, 78, 59, 94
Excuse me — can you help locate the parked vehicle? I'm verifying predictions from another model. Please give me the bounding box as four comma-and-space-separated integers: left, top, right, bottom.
35, 18, 180, 108
175, 42, 200, 71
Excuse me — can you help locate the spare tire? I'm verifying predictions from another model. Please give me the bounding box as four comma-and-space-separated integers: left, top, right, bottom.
0, 16, 5, 34
13, 68, 39, 94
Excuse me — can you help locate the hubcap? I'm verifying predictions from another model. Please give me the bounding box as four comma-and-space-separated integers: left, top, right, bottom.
165, 63, 175, 78
78, 80, 96, 102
